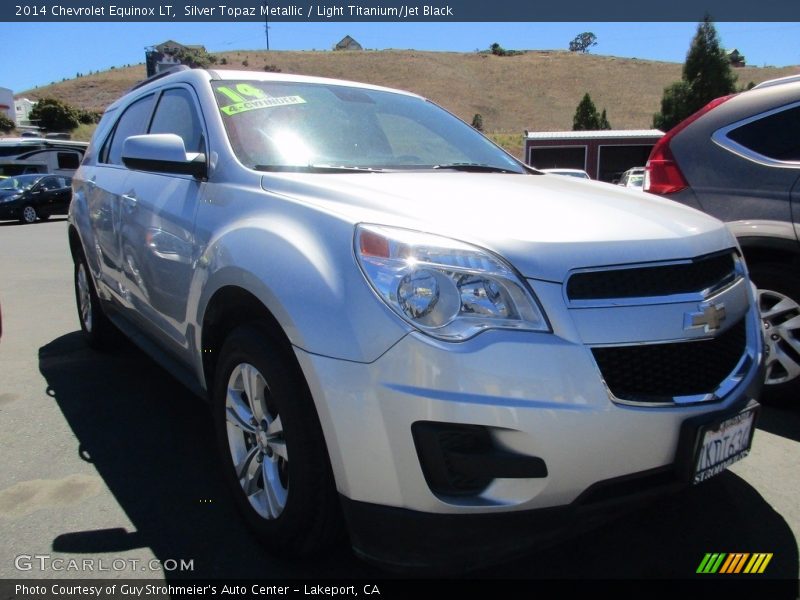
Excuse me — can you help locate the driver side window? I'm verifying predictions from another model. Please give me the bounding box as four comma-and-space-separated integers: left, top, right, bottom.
102, 94, 155, 165
149, 88, 205, 154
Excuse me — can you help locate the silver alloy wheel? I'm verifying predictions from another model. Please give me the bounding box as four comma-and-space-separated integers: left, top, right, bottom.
758, 288, 800, 385
225, 362, 288, 519
77, 262, 93, 332
22, 206, 37, 223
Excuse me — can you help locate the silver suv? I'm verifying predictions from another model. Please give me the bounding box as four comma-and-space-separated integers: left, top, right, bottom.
69, 68, 763, 569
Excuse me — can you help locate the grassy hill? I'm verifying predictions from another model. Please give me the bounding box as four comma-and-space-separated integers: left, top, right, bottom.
20, 50, 798, 155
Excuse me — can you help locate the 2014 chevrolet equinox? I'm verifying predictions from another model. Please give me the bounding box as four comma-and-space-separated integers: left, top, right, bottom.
69, 68, 763, 570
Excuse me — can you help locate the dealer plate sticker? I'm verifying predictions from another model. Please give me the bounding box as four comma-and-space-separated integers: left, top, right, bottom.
693, 408, 756, 484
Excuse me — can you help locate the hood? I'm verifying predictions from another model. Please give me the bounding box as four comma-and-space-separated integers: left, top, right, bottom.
261, 171, 735, 282
0, 189, 23, 200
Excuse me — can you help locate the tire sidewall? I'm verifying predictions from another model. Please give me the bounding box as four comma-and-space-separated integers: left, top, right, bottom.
749, 262, 800, 401
212, 325, 331, 550
73, 253, 114, 349
21, 205, 37, 224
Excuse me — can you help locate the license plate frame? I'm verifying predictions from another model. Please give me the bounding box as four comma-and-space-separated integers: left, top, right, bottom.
691, 404, 758, 485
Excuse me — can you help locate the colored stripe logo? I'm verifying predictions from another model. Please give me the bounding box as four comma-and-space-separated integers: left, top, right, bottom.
697, 553, 773, 574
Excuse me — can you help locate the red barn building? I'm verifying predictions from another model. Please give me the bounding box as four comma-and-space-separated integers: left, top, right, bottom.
524, 129, 664, 182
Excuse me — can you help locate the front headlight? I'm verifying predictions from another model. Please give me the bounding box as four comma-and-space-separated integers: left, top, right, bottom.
355, 224, 549, 341
0, 194, 21, 203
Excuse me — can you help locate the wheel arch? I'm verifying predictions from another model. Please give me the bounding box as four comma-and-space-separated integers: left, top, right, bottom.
737, 236, 800, 271
67, 224, 83, 262
199, 285, 299, 400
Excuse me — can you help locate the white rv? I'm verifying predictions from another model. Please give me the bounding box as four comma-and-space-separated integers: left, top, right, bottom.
0, 137, 88, 177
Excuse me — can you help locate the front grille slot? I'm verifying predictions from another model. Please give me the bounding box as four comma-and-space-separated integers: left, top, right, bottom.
592, 318, 747, 403
567, 252, 736, 301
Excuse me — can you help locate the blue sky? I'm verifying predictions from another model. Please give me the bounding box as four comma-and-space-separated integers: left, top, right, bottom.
3, 21, 799, 93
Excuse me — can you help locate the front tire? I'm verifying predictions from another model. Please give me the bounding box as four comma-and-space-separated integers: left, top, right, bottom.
20, 205, 37, 224
213, 324, 341, 555
749, 262, 800, 404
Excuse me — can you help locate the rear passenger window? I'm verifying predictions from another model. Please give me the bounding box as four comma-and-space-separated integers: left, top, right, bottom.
727, 105, 800, 162
149, 88, 205, 153
57, 152, 80, 170
103, 95, 155, 165
40, 178, 59, 190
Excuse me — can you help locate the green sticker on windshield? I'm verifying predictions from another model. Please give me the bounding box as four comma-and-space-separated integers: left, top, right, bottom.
220, 95, 306, 116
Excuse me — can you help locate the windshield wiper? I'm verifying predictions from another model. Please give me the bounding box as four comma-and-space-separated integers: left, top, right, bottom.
254, 164, 383, 173
431, 163, 519, 173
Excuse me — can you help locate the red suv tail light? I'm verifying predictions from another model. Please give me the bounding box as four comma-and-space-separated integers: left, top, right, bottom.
645, 94, 736, 195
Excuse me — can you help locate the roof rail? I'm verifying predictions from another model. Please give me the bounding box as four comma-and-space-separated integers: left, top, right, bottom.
751, 74, 800, 90
128, 65, 191, 92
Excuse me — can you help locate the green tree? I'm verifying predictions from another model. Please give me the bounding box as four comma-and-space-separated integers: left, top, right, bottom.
573, 93, 610, 131
599, 109, 611, 130
569, 32, 598, 53
29, 97, 80, 132
173, 47, 217, 69
653, 81, 691, 131
487, 42, 522, 57
471, 113, 484, 131
653, 16, 736, 130
0, 114, 14, 133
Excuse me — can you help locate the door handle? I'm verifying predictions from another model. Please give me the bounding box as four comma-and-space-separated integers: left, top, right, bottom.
121, 194, 138, 214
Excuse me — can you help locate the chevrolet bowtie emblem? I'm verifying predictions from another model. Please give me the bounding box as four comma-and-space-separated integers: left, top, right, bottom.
685, 302, 727, 333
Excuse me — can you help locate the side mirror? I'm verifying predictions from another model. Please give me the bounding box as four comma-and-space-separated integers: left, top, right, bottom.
122, 134, 207, 179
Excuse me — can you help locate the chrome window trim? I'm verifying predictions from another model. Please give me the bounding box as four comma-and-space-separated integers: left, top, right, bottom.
711, 100, 800, 169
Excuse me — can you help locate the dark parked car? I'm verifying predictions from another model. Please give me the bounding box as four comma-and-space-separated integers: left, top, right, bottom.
0, 174, 73, 224
645, 76, 800, 401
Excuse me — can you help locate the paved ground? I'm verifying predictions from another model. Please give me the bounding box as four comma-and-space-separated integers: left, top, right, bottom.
0, 218, 798, 584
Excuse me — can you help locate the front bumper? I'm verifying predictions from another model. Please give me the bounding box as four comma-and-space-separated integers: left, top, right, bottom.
295, 303, 763, 567
340, 382, 758, 570
0, 202, 20, 220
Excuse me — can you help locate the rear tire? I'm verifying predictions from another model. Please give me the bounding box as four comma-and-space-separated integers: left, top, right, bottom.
213, 323, 342, 556
74, 253, 115, 349
749, 262, 800, 405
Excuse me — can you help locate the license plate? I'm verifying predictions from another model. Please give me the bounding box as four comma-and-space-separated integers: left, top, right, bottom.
693, 407, 757, 484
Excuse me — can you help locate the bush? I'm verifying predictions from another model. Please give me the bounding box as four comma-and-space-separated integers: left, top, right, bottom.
29, 97, 80, 132
488, 42, 523, 57
0, 114, 14, 133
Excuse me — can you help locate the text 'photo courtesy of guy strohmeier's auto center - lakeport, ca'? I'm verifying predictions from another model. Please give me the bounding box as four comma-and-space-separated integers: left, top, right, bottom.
1, 1, 799, 597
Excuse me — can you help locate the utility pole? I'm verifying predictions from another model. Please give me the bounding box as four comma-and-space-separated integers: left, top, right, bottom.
263, 3, 270, 50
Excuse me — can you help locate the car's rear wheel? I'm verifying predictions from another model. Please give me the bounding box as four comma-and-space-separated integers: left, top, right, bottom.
20, 205, 37, 224
213, 324, 341, 555
749, 262, 800, 403
74, 254, 115, 349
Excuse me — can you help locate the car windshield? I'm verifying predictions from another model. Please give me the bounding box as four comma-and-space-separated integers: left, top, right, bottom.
0, 174, 41, 191
213, 80, 525, 173
628, 174, 644, 187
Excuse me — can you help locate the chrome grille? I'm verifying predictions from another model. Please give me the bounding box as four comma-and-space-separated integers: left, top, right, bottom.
567, 251, 737, 301
591, 318, 747, 403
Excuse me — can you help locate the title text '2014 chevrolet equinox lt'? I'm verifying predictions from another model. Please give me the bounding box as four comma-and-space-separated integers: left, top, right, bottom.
69, 68, 763, 570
